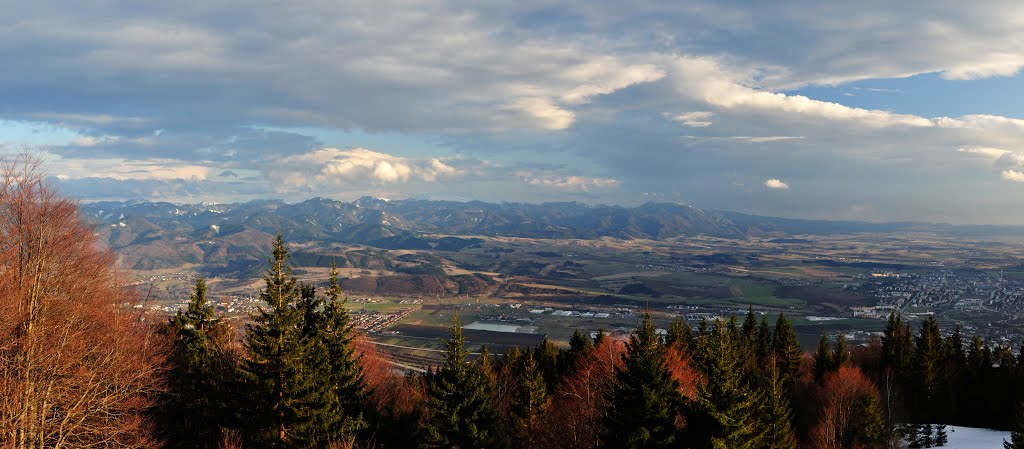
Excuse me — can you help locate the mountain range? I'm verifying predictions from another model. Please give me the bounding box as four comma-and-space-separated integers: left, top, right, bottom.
80, 196, 1023, 271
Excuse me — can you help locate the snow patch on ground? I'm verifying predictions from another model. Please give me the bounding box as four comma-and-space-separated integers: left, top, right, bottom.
905, 425, 1010, 449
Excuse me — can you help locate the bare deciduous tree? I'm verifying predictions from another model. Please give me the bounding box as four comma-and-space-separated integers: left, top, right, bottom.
0, 155, 164, 449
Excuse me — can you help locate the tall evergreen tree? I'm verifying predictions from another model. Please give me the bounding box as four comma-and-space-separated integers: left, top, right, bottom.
913, 316, 945, 419
832, 333, 849, 369
763, 356, 797, 449
161, 277, 233, 448
772, 313, 802, 385
813, 334, 833, 385
242, 233, 324, 448
602, 312, 680, 449
319, 264, 368, 444
419, 312, 492, 449
741, 305, 757, 344
689, 319, 766, 449
882, 313, 913, 375
510, 353, 550, 449
852, 393, 888, 449
534, 337, 563, 390
946, 326, 967, 367
666, 316, 694, 350
755, 316, 773, 361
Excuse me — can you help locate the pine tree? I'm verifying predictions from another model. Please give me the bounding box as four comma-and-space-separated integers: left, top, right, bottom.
511, 353, 550, 449
772, 313, 802, 385
946, 326, 967, 367
161, 277, 232, 448
763, 356, 797, 449
813, 334, 833, 385
914, 317, 945, 418
564, 329, 595, 373
319, 264, 368, 444
602, 312, 680, 449
534, 337, 562, 390
419, 312, 492, 449
968, 335, 993, 371
755, 316, 773, 361
832, 333, 848, 369
907, 423, 921, 448
1006, 402, 1024, 449
852, 393, 888, 449
995, 344, 1017, 368
741, 305, 757, 344
689, 319, 766, 449
922, 423, 934, 447
569, 329, 595, 357
241, 233, 324, 448
666, 316, 694, 350
882, 313, 913, 375
935, 424, 948, 446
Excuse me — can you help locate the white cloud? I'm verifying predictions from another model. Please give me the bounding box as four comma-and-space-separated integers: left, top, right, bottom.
519, 172, 620, 192
505, 98, 576, 131
764, 178, 789, 190
959, 146, 1012, 159
1002, 170, 1024, 182
71, 135, 120, 147
941, 53, 1024, 80
560, 63, 666, 104
52, 156, 213, 181
667, 111, 714, 127
273, 148, 461, 187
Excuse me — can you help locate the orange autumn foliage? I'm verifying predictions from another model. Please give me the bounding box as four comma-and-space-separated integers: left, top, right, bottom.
0, 156, 164, 449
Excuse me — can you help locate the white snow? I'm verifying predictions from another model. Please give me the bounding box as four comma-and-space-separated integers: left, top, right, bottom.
903, 425, 1010, 449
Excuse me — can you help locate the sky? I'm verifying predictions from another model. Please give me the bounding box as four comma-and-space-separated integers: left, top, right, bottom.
3, 1, 1024, 224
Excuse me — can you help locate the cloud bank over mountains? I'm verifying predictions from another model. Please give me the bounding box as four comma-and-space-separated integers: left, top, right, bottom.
3, 1, 1024, 223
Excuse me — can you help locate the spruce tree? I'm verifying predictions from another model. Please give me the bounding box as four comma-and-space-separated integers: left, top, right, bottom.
772, 313, 802, 385
666, 316, 694, 350
162, 277, 232, 448
602, 312, 680, 449
935, 424, 948, 447
914, 316, 945, 418
741, 305, 757, 344
906, 424, 921, 448
755, 316, 773, 361
882, 313, 913, 375
763, 356, 797, 449
1006, 402, 1024, 449
690, 319, 766, 449
511, 353, 550, 449
319, 264, 368, 444
947, 326, 967, 367
813, 334, 833, 384
242, 233, 323, 448
852, 393, 888, 449
419, 312, 492, 449
832, 333, 848, 369
534, 337, 562, 390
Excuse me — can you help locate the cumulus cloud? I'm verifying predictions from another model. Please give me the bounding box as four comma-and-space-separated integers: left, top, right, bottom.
764, 178, 790, 190
1002, 170, 1024, 182
272, 148, 460, 188
7, 1, 1024, 221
